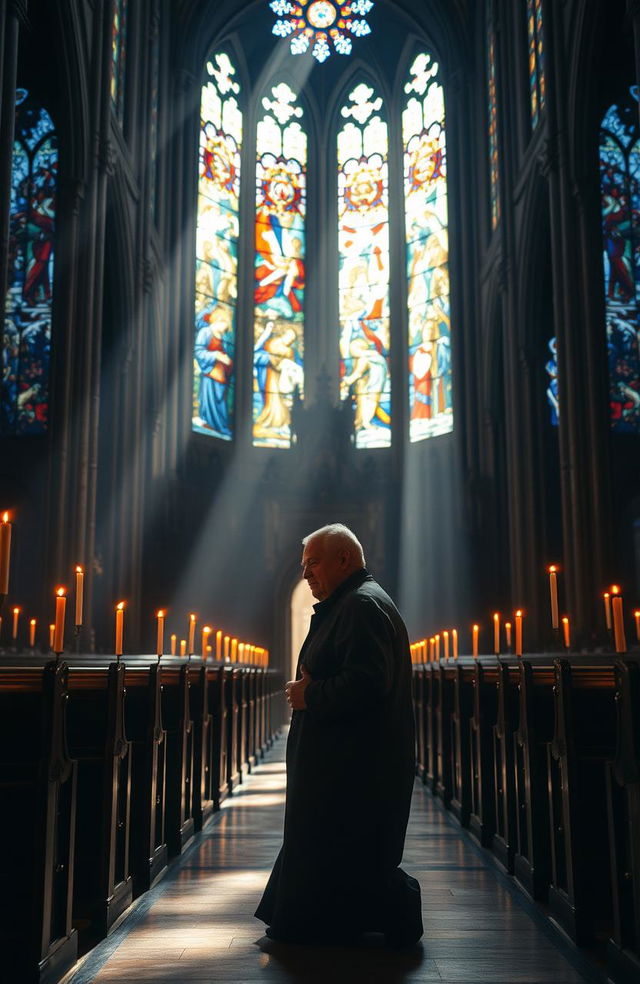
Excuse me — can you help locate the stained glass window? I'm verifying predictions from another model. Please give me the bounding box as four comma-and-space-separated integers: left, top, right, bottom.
527, 0, 545, 128
253, 82, 306, 449
193, 52, 242, 440
111, 0, 127, 120
2, 89, 57, 436
404, 53, 453, 441
545, 336, 558, 425
149, 5, 160, 219
338, 82, 391, 449
487, 7, 500, 230
599, 88, 640, 433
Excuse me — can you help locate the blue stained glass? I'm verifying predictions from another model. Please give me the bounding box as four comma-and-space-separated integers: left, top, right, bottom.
2, 89, 56, 436
527, 0, 545, 129
111, 0, 127, 120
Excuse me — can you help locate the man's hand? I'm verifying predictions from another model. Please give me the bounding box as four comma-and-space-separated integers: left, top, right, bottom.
285, 665, 311, 710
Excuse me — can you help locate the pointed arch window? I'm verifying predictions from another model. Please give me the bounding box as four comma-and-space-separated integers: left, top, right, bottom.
599, 88, 640, 433
526, 0, 545, 129
2, 88, 57, 436
404, 53, 453, 441
337, 81, 391, 449
253, 82, 306, 449
192, 52, 242, 440
487, 4, 500, 229
111, 0, 128, 120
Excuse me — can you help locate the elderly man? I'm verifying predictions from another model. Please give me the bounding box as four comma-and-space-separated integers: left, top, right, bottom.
255, 524, 422, 947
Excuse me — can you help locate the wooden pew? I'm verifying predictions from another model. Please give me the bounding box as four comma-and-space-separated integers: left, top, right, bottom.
546, 658, 616, 946
449, 659, 475, 827
188, 662, 215, 831
607, 658, 640, 982
423, 662, 438, 793
0, 659, 78, 984
435, 661, 454, 806
413, 664, 427, 781
205, 663, 228, 807
491, 661, 520, 871
122, 661, 168, 894
236, 667, 248, 783
468, 658, 499, 848
246, 667, 258, 770
513, 659, 555, 901
158, 660, 195, 856
225, 666, 240, 793
65, 661, 133, 949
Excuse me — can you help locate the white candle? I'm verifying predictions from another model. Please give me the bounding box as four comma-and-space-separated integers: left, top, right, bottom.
612, 594, 626, 653
224, 635, 230, 662
170, 633, 176, 655
29, 618, 36, 647
188, 613, 196, 654
472, 624, 479, 660
12, 606, 19, 639
49, 623, 55, 649
515, 610, 523, 657
635, 610, 640, 643
505, 622, 512, 649
180, 639, 187, 657
562, 616, 570, 649
548, 566, 559, 629
452, 629, 458, 660
156, 610, 165, 657
0, 512, 12, 595
115, 602, 124, 656
443, 630, 449, 662
604, 592, 612, 630
202, 625, 211, 660
216, 630, 222, 661
75, 566, 84, 626
493, 613, 500, 655
54, 590, 66, 653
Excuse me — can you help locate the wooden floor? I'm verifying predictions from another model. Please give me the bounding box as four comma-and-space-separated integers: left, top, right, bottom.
65, 732, 600, 984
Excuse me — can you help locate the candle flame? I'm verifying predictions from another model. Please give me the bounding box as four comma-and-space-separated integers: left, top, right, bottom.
505, 621, 511, 629
473, 623, 479, 630
49, 623, 55, 630
12, 606, 19, 614
56, 587, 66, 597
548, 564, 558, 573
116, 601, 125, 611
190, 613, 196, 621
203, 625, 211, 634
562, 616, 569, 625
516, 609, 523, 617
157, 609, 164, 618
493, 612, 499, 620
611, 585, 621, 595
2, 512, 8, 523
76, 565, 83, 574
30, 618, 35, 625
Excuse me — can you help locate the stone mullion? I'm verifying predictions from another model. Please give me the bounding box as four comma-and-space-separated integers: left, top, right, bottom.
0, 2, 25, 358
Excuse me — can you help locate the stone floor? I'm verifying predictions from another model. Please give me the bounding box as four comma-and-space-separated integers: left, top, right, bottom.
65, 732, 601, 984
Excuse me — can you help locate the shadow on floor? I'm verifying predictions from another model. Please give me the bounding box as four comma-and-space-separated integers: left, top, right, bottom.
255, 933, 426, 983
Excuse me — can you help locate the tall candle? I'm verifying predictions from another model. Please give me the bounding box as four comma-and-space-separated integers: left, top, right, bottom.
75, 566, 84, 626
224, 635, 230, 662
188, 614, 196, 654
54, 589, 66, 653
156, 610, 165, 657
635, 610, 640, 642
505, 622, 512, 649
12, 606, 19, 639
170, 633, 177, 656
239, 642, 245, 663
216, 630, 222, 661
443, 630, 449, 662
562, 616, 570, 649
202, 625, 211, 660
115, 602, 124, 656
0, 512, 12, 595
231, 637, 238, 663
515, 610, 523, 657
493, 613, 500, 655
49, 623, 55, 649
603, 592, 612, 630
548, 566, 559, 629
435, 634, 440, 661
472, 624, 479, 659
180, 639, 187, 657
29, 618, 36, 647
612, 593, 627, 653
452, 629, 458, 660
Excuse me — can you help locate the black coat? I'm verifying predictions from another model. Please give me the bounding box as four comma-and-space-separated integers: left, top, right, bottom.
255, 569, 417, 940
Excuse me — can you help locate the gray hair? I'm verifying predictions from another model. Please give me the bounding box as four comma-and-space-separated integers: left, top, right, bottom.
302, 523, 366, 567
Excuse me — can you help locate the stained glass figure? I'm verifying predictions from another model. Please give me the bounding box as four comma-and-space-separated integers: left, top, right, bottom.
403, 52, 453, 441
599, 88, 640, 433
488, 8, 500, 229
111, 0, 127, 120
193, 52, 242, 440
527, 0, 545, 128
253, 82, 306, 449
2, 89, 57, 436
545, 336, 559, 425
269, 0, 374, 63
338, 82, 391, 448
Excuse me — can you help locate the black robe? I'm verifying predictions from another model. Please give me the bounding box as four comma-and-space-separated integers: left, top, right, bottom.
255, 569, 421, 943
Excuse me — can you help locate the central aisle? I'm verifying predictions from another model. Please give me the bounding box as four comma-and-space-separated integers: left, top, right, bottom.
69, 733, 595, 984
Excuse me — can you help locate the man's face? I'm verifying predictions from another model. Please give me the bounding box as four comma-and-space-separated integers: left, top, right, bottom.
301, 536, 351, 602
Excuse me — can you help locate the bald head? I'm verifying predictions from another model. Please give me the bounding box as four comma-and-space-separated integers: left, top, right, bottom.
301, 524, 366, 601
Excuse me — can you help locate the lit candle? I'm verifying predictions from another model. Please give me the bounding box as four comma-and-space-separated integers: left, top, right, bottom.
603, 592, 611, 630
265, 649, 269, 666
435, 634, 440, 661
443, 630, 449, 662
493, 613, 500, 654
29, 618, 36, 647
635, 610, 640, 642
472, 624, 479, 659
452, 629, 458, 660
188, 613, 196, 655
239, 642, 245, 663
202, 625, 211, 660
180, 639, 187, 657
224, 635, 230, 662
12, 606, 20, 639
505, 622, 512, 649
515, 610, 523, 657
206, 645, 212, 656
156, 610, 165, 657
75, 566, 84, 626
170, 633, 177, 656
231, 637, 238, 663
612, 587, 626, 653
548, 566, 559, 629
49, 623, 55, 649
216, 629, 222, 661
0, 512, 12, 595
54, 589, 67, 653
562, 616, 570, 650
115, 602, 124, 656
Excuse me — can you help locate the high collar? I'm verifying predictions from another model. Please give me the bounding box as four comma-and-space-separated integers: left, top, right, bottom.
312, 567, 370, 615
